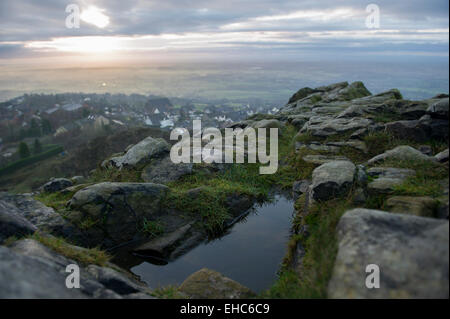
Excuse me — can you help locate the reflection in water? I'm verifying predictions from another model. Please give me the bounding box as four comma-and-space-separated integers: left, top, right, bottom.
128, 194, 294, 292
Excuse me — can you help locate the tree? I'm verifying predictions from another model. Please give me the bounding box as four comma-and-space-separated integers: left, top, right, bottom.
29, 118, 41, 137
19, 142, 30, 159
33, 139, 42, 154
41, 118, 53, 135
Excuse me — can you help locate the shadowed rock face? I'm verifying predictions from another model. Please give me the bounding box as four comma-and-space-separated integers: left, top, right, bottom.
328, 209, 449, 299
0, 200, 36, 244
310, 160, 356, 202
68, 182, 169, 247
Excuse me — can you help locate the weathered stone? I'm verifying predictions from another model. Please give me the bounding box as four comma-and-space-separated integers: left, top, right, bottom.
288, 87, 318, 104
435, 149, 449, 163
0, 245, 86, 299
41, 178, 73, 193
133, 223, 193, 257
367, 167, 416, 179
295, 142, 339, 153
141, 156, 193, 184
104, 137, 170, 169
0, 193, 80, 240
0, 200, 37, 244
71, 176, 86, 185
302, 155, 350, 165
326, 140, 367, 153
367, 145, 436, 165
367, 178, 404, 195
418, 145, 433, 156
292, 180, 310, 201
427, 98, 449, 119
328, 209, 449, 298
385, 196, 438, 217
310, 161, 356, 201
179, 268, 255, 299
385, 120, 430, 142
301, 116, 373, 137
1, 239, 151, 298
251, 119, 283, 130
68, 182, 169, 247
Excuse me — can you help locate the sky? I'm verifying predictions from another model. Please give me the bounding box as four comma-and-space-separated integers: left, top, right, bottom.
0, 0, 448, 64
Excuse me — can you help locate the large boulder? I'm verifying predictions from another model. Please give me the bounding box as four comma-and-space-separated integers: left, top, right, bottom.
328, 209, 449, 298
68, 183, 169, 247
367, 146, 436, 165
0, 193, 81, 241
0, 200, 37, 244
41, 178, 73, 193
310, 161, 356, 202
0, 239, 152, 298
179, 268, 255, 299
427, 98, 449, 119
103, 137, 170, 169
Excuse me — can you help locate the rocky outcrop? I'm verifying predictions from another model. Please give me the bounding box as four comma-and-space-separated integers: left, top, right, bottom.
68, 182, 169, 247
367, 145, 436, 165
0, 239, 152, 298
310, 161, 356, 202
328, 209, 449, 299
0, 200, 37, 244
178, 268, 255, 299
0, 193, 82, 241
102, 137, 170, 169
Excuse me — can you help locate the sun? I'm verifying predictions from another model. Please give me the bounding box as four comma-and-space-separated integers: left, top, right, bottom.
80, 6, 110, 28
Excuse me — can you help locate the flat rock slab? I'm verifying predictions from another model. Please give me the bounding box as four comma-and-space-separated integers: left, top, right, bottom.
134, 223, 193, 257
367, 145, 436, 165
385, 196, 438, 217
179, 268, 255, 299
328, 208, 449, 299
303, 155, 350, 165
367, 167, 416, 195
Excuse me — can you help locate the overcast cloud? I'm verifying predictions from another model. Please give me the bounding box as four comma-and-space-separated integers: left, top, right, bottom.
0, 0, 448, 60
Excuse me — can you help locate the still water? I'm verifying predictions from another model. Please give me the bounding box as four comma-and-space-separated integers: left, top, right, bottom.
130, 195, 294, 292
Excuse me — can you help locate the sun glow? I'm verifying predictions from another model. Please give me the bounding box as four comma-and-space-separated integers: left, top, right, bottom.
80, 6, 110, 28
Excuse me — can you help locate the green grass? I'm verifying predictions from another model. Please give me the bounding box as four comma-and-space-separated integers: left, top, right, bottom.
141, 219, 165, 238
150, 285, 185, 299
35, 191, 74, 211
88, 167, 143, 183
262, 195, 355, 298
24, 233, 110, 266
